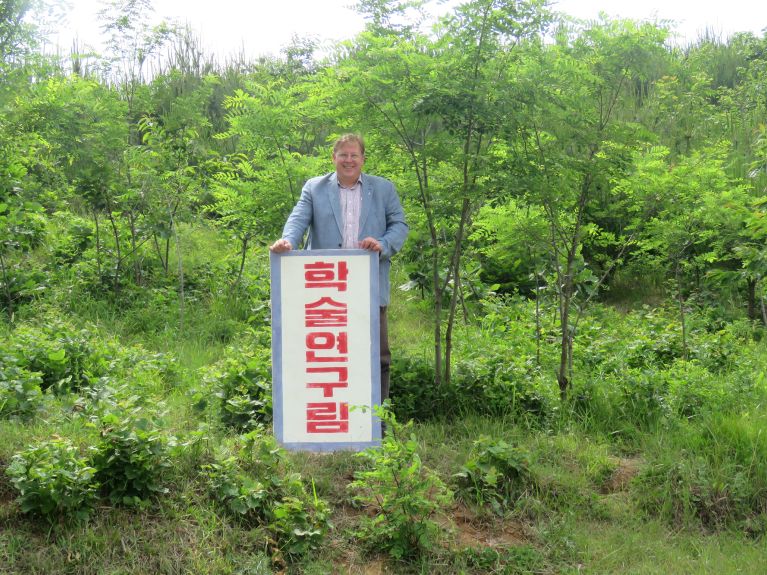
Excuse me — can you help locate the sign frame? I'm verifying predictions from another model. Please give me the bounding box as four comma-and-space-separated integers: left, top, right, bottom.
270, 249, 382, 451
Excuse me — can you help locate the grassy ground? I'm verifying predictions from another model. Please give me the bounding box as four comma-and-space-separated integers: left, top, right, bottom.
2, 275, 767, 574
3, 408, 767, 574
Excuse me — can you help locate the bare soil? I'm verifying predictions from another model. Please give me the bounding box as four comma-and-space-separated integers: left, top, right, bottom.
601, 457, 644, 494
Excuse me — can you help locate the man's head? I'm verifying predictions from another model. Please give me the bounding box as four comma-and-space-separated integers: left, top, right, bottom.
332, 133, 365, 187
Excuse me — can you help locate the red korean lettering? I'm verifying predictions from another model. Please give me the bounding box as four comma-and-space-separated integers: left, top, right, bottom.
304, 297, 348, 327
306, 350, 347, 363
306, 366, 348, 397
306, 333, 348, 362
306, 402, 349, 433
305, 332, 348, 353
304, 261, 349, 292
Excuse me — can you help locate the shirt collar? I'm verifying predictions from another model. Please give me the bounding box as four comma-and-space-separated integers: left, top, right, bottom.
338, 177, 362, 190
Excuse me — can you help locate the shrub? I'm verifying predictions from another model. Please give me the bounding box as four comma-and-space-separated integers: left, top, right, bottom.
664, 360, 732, 418
614, 369, 671, 429
390, 351, 554, 424
204, 431, 330, 561
0, 355, 43, 419
452, 356, 553, 422
10, 319, 109, 394
204, 345, 272, 431
205, 454, 269, 517
5, 438, 99, 521
49, 212, 94, 266
454, 436, 535, 514
389, 353, 448, 421
90, 409, 174, 507
116, 286, 179, 336
349, 409, 453, 561
0, 265, 48, 312
118, 346, 181, 392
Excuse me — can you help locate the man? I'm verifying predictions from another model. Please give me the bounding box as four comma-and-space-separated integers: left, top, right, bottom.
270, 134, 408, 402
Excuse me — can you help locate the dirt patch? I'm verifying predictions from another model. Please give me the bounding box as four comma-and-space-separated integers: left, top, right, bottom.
330, 547, 387, 575
601, 457, 644, 494
450, 504, 529, 548
333, 504, 531, 573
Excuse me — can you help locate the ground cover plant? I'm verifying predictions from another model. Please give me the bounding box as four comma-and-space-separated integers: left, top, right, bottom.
203, 430, 331, 564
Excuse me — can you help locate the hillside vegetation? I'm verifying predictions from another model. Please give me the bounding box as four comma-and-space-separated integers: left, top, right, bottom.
2, 1, 767, 573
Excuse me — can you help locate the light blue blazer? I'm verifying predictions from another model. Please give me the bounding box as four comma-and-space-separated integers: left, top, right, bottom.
281, 172, 409, 306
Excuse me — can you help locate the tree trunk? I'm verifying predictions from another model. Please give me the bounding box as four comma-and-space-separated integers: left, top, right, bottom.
747, 277, 757, 321
170, 207, 185, 333
433, 247, 443, 387
0, 251, 13, 319
445, 197, 472, 388
554, 172, 592, 401
93, 210, 102, 280
128, 210, 142, 285
104, 191, 122, 293
236, 235, 249, 285
675, 261, 688, 361
760, 282, 767, 327
535, 270, 542, 366
165, 236, 172, 275
107, 209, 122, 293
557, 278, 573, 401
153, 233, 168, 273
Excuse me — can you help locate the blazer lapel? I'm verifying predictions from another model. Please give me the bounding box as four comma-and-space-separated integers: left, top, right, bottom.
359, 173, 372, 234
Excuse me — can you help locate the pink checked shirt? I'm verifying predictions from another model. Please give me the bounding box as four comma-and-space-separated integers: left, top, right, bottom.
339, 178, 362, 249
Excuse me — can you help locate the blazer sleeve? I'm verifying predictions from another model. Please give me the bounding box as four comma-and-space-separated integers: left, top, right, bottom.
378, 180, 408, 261
281, 179, 315, 250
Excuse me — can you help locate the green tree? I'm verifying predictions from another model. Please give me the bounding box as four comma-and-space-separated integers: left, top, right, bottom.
213, 77, 329, 281
335, 0, 551, 386
617, 144, 747, 355
507, 18, 670, 398
0, 142, 45, 318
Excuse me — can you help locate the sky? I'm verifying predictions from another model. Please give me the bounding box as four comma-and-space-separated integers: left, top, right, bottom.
555, 0, 767, 45
46, 0, 767, 61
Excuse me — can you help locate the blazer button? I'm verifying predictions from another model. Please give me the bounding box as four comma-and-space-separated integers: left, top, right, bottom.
337, 243, 342, 247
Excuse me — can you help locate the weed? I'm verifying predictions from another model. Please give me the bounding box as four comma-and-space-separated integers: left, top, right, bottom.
90, 408, 174, 507
6, 437, 99, 521
453, 544, 546, 574
348, 408, 453, 561
203, 430, 330, 561
0, 354, 43, 419
635, 413, 767, 528
454, 436, 535, 514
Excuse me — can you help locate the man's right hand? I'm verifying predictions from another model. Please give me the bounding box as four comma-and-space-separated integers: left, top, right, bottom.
269, 239, 293, 253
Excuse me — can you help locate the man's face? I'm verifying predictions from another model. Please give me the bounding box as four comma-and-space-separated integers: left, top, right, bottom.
332, 142, 365, 186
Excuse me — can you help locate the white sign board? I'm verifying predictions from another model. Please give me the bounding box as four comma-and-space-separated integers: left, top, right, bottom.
270, 250, 382, 451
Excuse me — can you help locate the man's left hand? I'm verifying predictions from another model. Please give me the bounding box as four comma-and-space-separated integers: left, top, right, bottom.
359, 237, 382, 252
